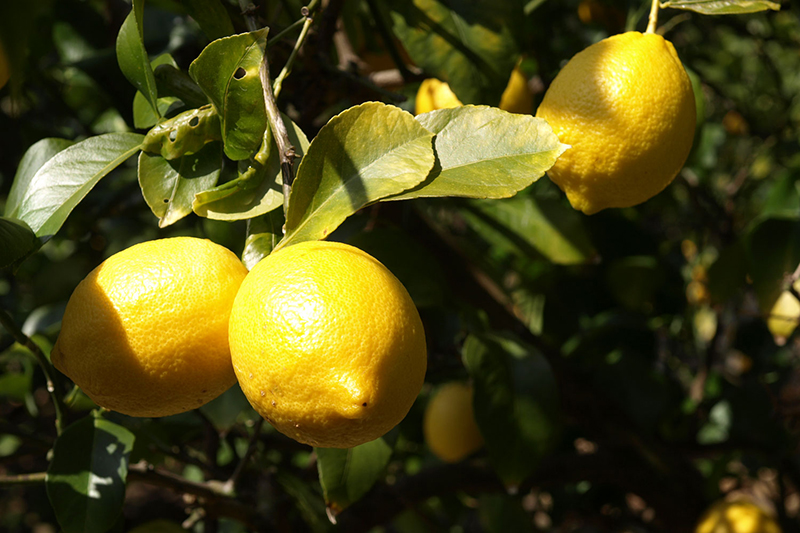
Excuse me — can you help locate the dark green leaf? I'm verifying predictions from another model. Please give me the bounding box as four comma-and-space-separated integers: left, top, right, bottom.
153, 64, 210, 109
199, 384, 254, 431
316, 438, 392, 515
138, 142, 222, 227
133, 54, 183, 130
0, 217, 38, 269
192, 115, 308, 221
181, 0, 235, 39
189, 29, 269, 161
707, 241, 748, 303
746, 217, 800, 312
242, 210, 285, 270
662, 0, 780, 14
141, 105, 221, 160
462, 195, 595, 265
279, 102, 435, 249
13, 133, 144, 238
462, 333, 560, 487
389, 106, 567, 201
46, 413, 135, 533
5, 138, 74, 219
387, 0, 522, 105
116, 0, 159, 116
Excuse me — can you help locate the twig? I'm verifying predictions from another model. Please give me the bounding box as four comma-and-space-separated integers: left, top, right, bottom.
646, 0, 660, 34
0, 471, 47, 486
238, 0, 259, 32
222, 418, 264, 494
266, 17, 306, 49
0, 309, 67, 435
272, 0, 321, 99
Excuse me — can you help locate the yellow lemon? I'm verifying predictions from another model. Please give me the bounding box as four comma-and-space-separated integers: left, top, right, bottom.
415, 78, 463, 115
767, 289, 800, 343
696, 499, 782, 533
52, 237, 247, 417
229, 240, 427, 448
535, 31, 696, 214
423, 382, 484, 463
499, 64, 533, 115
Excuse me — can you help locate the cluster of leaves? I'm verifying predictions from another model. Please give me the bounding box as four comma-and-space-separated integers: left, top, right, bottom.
1, 0, 798, 533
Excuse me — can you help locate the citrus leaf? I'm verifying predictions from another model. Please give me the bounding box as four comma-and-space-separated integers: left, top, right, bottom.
142, 105, 222, 160
189, 28, 269, 161
0, 217, 38, 269
316, 438, 392, 515
388, 106, 567, 201
462, 333, 560, 488
180, 0, 234, 39
745, 217, 800, 312
133, 54, 183, 130
13, 133, 144, 238
5, 138, 74, 219
661, 0, 780, 14
116, 0, 159, 117
138, 142, 222, 228
387, 0, 522, 105
278, 102, 435, 249
46, 413, 135, 533
707, 241, 748, 303
153, 64, 210, 109
462, 195, 595, 265
192, 115, 308, 221
242, 210, 285, 270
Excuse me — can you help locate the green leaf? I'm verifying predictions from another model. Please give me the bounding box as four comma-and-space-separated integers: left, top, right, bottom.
138, 142, 222, 228
462, 195, 595, 265
116, 0, 159, 117
133, 54, 183, 130
189, 29, 269, 161
462, 333, 560, 487
662, 0, 780, 14
745, 217, 800, 312
46, 413, 135, 533
242, 210, 285, 270
0, 217, 38, 269
279, 102, 435, 249
316, 438, 392, 515
707, 241, 748, 303
387, 0, 522, 105
389, 106, 567, 201
5, 138, 74, 219
0, 343, 35, 401
141, 105, 222, 160
181, 0, 235, 40
199, 385, 254, 432
153, 64, 210, 109
13, 133, 144, 238
192, 116, 308, 221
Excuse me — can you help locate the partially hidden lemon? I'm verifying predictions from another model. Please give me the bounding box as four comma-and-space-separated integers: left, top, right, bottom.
52, 237, 247, 417
695, 498, 782, 533
228, 240, 427, 448
535, 31, 696, 214
767, 288, 800, 344
423, 382, 484, 463
415, 78, 463, 115
498, 64, 533, 115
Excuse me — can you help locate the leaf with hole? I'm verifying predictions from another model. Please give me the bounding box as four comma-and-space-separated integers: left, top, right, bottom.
189, 28, 269, 161
142, 105, 222, 160
278, 102, 435, 250
138, 142, 222, 228
116, 0, 159, 117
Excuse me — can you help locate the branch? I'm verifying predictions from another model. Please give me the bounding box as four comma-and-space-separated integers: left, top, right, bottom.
222, 418, 263, 494
0, 308, 67, 435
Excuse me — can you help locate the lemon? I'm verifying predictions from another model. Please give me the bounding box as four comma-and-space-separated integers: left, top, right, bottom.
498, 64, 533, 115
696, 498, 782, 533
415, 78, 463, 115
52, 237, 247, 418
228, 240, 427, 448
535, 31, 696, 214
423, 382, 484, 463
767, 289, 800, 344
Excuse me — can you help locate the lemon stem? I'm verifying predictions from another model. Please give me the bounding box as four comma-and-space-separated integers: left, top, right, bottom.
646, 0, 660, 34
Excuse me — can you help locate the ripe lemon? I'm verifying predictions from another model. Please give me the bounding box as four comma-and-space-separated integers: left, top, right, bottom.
423, 382, 484, 463
52, 237, 247, 417
767, 289, 800, 344
415, 78, 462, 115
498, 64, 533, 115
535, 31, 696, 214
228, 240, 427, 448
696, 498, 782, 533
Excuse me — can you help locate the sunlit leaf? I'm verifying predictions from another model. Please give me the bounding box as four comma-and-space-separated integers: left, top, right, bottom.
662, 0, 780, 14
141, 105, 221, 160
389, 106, 567, 201
189, 29, 269, 161
278, 102, 435, 250
316, 438, 392, 515
138, 142, 222, 227
46, 413, 135, 533
5, 138, 74, 219
12, 133, 144, 238
116, 0, 159, 116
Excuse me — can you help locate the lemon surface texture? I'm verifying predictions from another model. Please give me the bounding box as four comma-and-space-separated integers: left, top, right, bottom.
52, 237, 247, 417
423, 382, 484, 463
536, 31, 696, 214
229, 240, 427, 448
415, 78, 463, 115
695, 499, 782, 533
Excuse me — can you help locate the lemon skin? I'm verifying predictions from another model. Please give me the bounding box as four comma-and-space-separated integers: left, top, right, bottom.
423, 382, 484, 463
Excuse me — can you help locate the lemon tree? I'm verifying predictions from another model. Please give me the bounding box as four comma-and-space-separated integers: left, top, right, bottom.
1, 0, 797, 532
